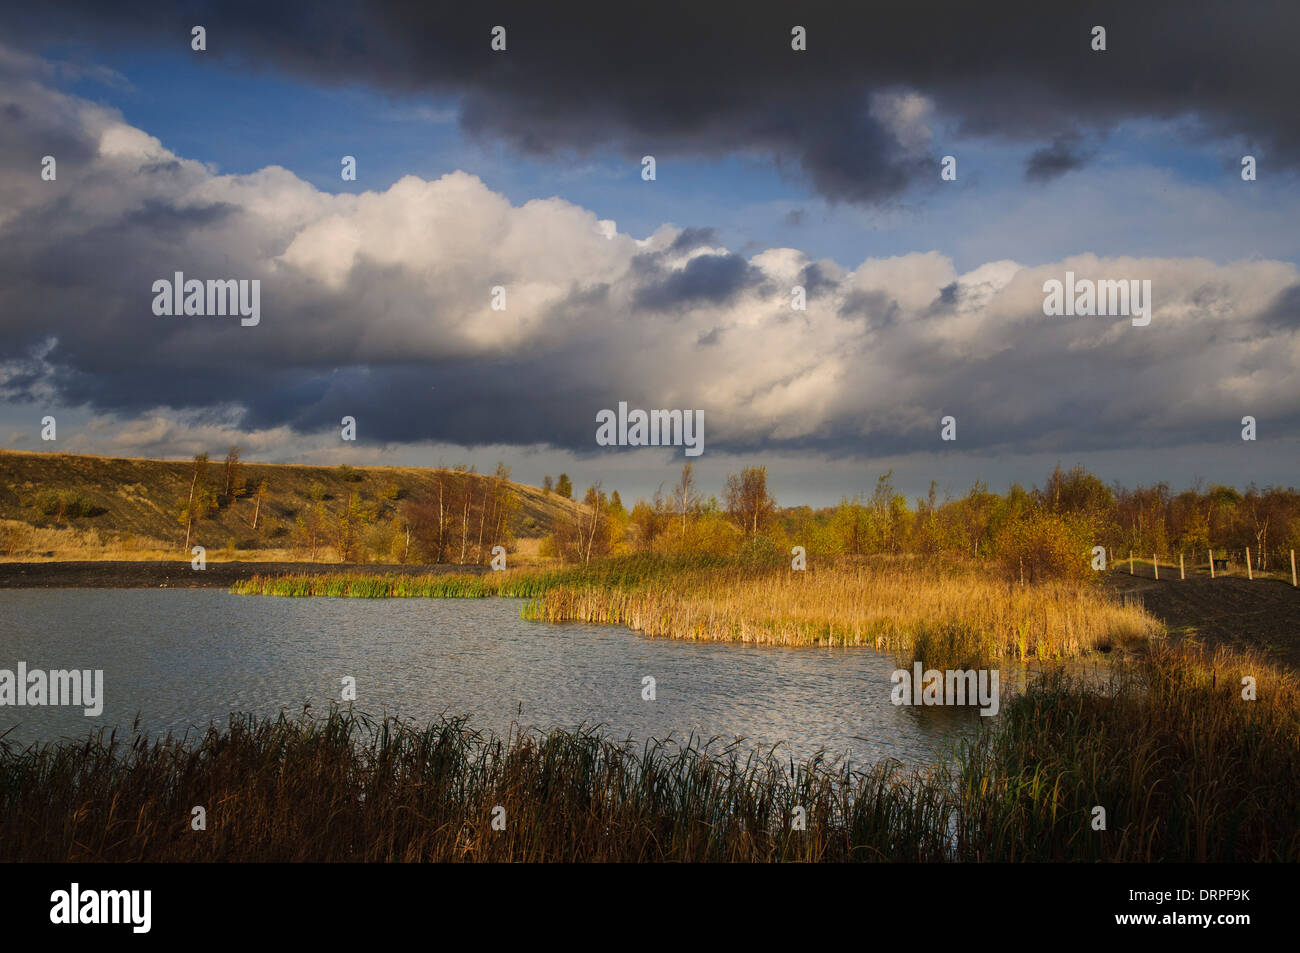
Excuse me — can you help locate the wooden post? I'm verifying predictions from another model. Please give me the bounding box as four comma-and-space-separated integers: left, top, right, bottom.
1153, 555, 1158, 580
1246, 547, 1253, 580
1291, 549, 1297, 588
1209, 548, 1215, 579
1129, 551, 1134, 575
1179, 552, 1185, 580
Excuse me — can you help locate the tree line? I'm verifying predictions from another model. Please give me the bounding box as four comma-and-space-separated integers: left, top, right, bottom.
547, 462, 1300, 581
172, 449, 1300, 577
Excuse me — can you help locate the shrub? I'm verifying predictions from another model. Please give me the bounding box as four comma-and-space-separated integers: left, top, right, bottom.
34, 490, 98, 520
992, 509, 1093, 583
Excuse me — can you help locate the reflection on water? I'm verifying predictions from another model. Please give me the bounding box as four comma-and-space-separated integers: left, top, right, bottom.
0, 589, 989, 767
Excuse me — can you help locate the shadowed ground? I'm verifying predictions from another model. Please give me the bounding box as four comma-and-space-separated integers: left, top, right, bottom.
1108, 572, 1300, 670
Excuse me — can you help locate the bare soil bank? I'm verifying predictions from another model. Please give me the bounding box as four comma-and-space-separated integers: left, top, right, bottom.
1107, 572, 1300, 669
0, 561, 488, 590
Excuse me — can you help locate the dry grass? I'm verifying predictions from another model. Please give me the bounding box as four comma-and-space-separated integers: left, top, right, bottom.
523, 562, 1162, 666
0, 519, 174, 561
234, 556, 1162, 667
0, 519, 301, 562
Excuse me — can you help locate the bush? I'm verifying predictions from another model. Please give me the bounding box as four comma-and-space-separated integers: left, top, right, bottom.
0, 521, 31, 556
992, 509, 1093, 583
734, 534, 785, 569
34, 490, 98, 520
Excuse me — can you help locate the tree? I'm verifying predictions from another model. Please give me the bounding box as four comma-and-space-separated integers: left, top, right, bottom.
542, 475, 553, 494
832, 496, 870, 556
222, 446, 245, 501
479, 461, 517, 563
251, 479, 269, 529
404, 494, 446, 563
725, 466, 776, 536
335, 490, 365, 562
580, 484, 610, 565
606, 490, 628, 553
670, 463, 700, 538
630, 499, 662, 551
294, 503, 328, 560
181, 453, 210, 550
555, 473, 573, 500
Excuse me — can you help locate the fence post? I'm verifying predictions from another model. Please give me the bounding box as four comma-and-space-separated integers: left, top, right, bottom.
1209, 548, 1215, 579
1292, 549, 1297, 588
1153, 555, 1159, 580
1129, 551, 1134, 575
1246, 547, 1253, 581
1179, 552, 1185, 580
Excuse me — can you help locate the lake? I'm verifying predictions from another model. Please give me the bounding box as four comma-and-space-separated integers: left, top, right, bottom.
0, 589, 980, 766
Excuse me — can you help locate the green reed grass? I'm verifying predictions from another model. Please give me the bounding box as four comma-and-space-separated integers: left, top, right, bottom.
229, 555, 717, 599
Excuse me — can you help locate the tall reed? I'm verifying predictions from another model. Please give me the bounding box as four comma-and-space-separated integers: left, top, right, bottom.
2, 644, 1293, 862
234, 557, 1162, 666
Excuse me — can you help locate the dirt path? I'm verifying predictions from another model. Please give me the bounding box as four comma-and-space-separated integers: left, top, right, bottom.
0, 561, 487, 590
1107, 571, 1300, 669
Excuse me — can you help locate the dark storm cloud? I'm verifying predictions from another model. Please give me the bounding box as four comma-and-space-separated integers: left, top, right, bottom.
3, 44, 1299, 468
121, 198, 239, 232
669, 227, 718, 252
1259, 283, 1300, 331
11, 1, 1300, 204
927, 281, 960, 314
799, 263, 838, 299
1024, 136, 1093, 182
839, 289, 900, 325
633, 252, 762, 310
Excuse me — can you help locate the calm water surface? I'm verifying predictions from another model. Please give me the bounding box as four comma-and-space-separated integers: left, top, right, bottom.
0, 589, 982, 766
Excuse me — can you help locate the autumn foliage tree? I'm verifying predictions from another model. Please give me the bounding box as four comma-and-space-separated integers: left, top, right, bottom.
725, 466, 776, 536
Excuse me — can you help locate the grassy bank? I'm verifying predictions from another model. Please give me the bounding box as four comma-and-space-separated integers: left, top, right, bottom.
231, 556, 1161, 666
0, 448, 582, 562
2, 643, 1294, 862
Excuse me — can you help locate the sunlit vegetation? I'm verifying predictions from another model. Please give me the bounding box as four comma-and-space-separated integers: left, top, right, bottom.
561, 463, 1300, 584
0, 449, 580, 562
5, 449, 1297, 581
233, 554, 1160, 667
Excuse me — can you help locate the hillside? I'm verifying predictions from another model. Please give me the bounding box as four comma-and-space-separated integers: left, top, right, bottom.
0, 450, 586, 562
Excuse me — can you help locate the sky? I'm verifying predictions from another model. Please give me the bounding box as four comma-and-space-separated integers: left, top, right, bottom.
1, 1, 1298, 506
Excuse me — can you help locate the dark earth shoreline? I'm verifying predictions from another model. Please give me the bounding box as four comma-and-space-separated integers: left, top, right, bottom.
0, 560, 489, 589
